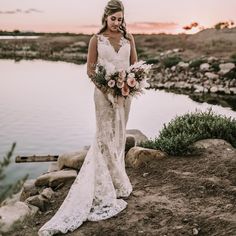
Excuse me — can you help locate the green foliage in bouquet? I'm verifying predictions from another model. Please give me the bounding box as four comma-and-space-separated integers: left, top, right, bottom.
139, 109, 236, 156
0, 142, 28, 204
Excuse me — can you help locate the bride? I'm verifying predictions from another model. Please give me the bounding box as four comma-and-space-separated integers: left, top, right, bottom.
38, 0, 138, 235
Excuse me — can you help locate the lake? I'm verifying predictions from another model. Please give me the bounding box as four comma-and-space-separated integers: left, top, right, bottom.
1, 59, 236, 188
0, 36, 40, 40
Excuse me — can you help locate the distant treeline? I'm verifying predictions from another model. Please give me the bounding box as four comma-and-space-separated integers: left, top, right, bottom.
0, 30, 89, 37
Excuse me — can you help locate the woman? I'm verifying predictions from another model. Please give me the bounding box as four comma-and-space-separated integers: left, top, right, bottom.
38, 0, 137, 235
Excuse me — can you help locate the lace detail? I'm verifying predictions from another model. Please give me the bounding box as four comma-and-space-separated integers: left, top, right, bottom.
38, 34, 133, 236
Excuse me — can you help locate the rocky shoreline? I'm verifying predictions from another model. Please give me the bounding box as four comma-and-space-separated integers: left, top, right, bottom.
148, 51, 236, 96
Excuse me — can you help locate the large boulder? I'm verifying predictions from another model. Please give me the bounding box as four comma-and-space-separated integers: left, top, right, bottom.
0, 201, 38, 234
57, 150, 88, 170
35, 169, 77, 188
219, 63, 235, 75
25, 194, 49, 211
126, 129, 148, 145
125, 146, 166, 168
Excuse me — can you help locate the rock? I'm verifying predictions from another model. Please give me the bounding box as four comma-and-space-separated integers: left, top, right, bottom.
126, 129, 148, 144
207, 56, 218, 63
41, 187, 54, 200
200, 63, 210, 71
192, 228, 199, 235
178, 61, 189, 69
0, 201, 38, 234
219, 63, 235, 75
230, 87, 236, 95
48, 162, 60, 172
125, 135, 136, 153
35, 170, 77, 188
175, 82, 191, 89
223, 87, 231, 94
58, 150, 88, 170
193, 139, 233, 150
193, 84, 204, 93
126, 147, 166, 168
189, 77, 198, 83
25, 194, 49, 211
155, 83, 165, 88
20, 179, 40, 202
205, 72, 219, 80
210, 86, 218, 93
163, 82, 175, 89
71, 41, 87, 47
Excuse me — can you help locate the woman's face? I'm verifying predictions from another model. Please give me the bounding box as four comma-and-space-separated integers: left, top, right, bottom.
106, 11, 123, 32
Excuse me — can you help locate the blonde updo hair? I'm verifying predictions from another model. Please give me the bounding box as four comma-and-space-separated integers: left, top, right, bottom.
97, 0, 130, 40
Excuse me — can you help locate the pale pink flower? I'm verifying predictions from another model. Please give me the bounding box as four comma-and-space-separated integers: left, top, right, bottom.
108, 79, 115, 88
127, 77, 137, 87
121, 83, 130, 96
117, 81, 125, 88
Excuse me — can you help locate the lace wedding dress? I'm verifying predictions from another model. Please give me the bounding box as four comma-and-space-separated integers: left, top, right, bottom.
38, 34, 133, 235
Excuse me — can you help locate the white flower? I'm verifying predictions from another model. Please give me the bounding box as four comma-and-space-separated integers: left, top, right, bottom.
108, 79, 115, 88
127, 73, 135, 79
140, 79, 150, 88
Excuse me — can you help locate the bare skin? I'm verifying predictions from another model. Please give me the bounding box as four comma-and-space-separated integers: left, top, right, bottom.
86, 11, 138, 94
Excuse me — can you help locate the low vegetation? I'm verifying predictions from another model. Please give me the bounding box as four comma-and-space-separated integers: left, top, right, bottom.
139, 109, 236, 156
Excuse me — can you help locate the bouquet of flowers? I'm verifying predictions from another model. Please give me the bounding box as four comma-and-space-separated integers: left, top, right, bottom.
91, 60, 152, 98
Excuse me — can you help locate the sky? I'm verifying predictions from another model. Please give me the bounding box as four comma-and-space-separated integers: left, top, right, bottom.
1, 0, 236, 34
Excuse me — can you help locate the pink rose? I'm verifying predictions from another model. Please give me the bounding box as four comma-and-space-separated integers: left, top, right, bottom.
108, 79, 115, 88
121, 83, 130, 96
127, 77, 137, 87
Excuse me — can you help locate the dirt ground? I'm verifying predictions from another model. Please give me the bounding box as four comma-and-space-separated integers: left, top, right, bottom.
9, 139, 236, 236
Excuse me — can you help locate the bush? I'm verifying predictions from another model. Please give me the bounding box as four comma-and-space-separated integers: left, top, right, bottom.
189, 59, 206, 69
139, 109, 236, 156
161, 56, 181, 68
230, 53, 236, 64
224, 67, 236, 80
211, 62, 220, 72
146, 58, 159, 64
0, 143, 28, 204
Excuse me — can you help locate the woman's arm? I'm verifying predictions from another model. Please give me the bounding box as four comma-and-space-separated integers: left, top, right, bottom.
87, 35, 107, 93
87, 35, 97, 78
128, 33, 138, 65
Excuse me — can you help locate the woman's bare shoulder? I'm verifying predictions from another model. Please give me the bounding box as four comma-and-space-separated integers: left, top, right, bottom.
89, 34, 98, 45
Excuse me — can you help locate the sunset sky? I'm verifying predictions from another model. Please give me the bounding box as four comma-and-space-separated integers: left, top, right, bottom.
1, 0, 236, 34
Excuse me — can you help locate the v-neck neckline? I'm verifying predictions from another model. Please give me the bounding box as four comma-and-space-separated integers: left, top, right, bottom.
100, 34, 124, 54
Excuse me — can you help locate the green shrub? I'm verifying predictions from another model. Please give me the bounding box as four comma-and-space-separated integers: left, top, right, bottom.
161, 56, 181, 68
189, 59, 206, 69
224, 67, 236, 80
211, 62, 220, 72
139, 109, 236, 156
230, 53, 236, 64
146, 58, 159, 64
0, 143, 28, 204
